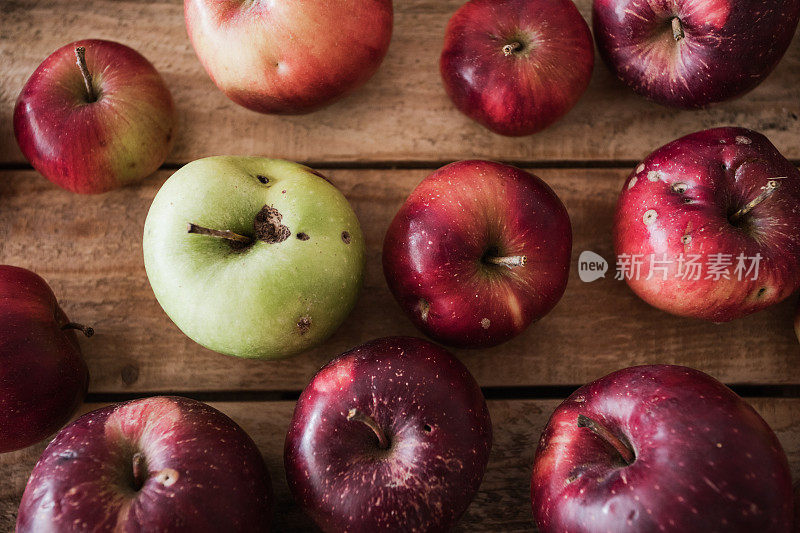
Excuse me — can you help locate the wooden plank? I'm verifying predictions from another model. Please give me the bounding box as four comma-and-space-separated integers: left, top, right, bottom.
1, 0, 798, 164
1, 398, 798, 532
1, 168, 799, 393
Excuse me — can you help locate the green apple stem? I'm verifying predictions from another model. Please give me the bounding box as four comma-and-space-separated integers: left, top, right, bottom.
729, 179, 782, 223
187, 223, 253, 245
131, 452, 146, 490
74, 47, 97, 102
347, 408, 389, 449
485, 255, 527, 268
577, 414, 635, 465
671, 17, 685, 41
503, 41, 523, 56
61, 322, 95, 338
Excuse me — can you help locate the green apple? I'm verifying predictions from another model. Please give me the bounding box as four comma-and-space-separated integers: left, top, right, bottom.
143, 156, 365, 359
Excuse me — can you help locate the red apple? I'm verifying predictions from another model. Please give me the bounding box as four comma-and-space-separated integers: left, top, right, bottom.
284, 337, 492, 532
14, 39, 176, 194
614, 127, 800, 321
383, 160, 572, 348
0, 265, 90, 453
17, 396, 273, 531
184, 0, 393, 115
593, 0, 800, 108
532, 365, 793, 532
440, 0, 594, 136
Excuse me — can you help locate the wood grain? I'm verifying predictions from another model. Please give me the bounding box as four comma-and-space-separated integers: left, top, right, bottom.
1, 398, 798, 532
1, 0, 799, 165
0, 168, 798, 393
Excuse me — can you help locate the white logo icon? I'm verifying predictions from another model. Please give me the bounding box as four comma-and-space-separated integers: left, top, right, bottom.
579, 251, 608, 283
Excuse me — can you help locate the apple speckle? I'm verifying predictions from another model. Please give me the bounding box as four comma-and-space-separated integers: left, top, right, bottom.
418, 299, 430, 323
643, 210, 658, 225
341, 231, 351, 244
671, 182, 688, 194
256, 175, 269, 184
681, 234, 692, 245
647, 171, 661, 182
628, 176, 638, 190
736, 136, 752, 145
480, 318, 490, 329
636, 164, 645, 174
297, 232, 310, 241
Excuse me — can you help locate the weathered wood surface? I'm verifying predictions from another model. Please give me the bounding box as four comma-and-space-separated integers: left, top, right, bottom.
1, 168, 798, 393
1, 0, 799, 165
1, 398, 798, 532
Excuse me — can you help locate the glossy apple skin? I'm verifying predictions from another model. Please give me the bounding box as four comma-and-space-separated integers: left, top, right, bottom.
440, 0, 594, 136
185, 0, 393, 114
593, 0, 800, 108
0, 265, 89, 453
532, 365, 793, 532
383, 160, 572, 348
284, 337, 492, 532
14, 39, 176, 194
17, 396, 273, 532
614, 127, 800, 322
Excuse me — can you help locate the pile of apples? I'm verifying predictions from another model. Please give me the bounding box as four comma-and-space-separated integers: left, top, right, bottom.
3, 0, 800, 531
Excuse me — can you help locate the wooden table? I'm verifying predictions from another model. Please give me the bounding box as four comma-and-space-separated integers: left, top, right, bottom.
1, 1, 799, 531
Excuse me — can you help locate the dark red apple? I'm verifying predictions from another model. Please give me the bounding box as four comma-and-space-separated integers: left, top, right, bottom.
593, 0, 800, 108
383, 160, 572, 348
284, 337, 492, 532
532, 365, 793, 532
14, 39, 176, 194
185, 0, 393, 114
440, 0, 594, 136
17, 396, 273, 532
614, 127, 800, 321
0, 265, 90, 453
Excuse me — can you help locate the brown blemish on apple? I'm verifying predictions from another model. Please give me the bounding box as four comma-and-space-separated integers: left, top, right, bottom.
341, 231, 351, 244
735, 136, 752, 145
681, 234, 692, 245
418, 299, 430, 322
297, 316, 312, 335
671, 182, 688, 194
297, 232, 309, 241
757, 287, 767, 297
643, 210, 658, 225
155, 468, 179, 487
256, 175, 269, 184
254, 205, 290, 243
480, 318, 490, 329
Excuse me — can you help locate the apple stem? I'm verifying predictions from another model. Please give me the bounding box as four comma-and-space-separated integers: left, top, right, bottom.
347, 408, 389, 449
131, 452, 146, 490
187, 223, 253, 245
485, 255, 527, 268
577, 414, 635, 465
671, 17, 685, 42
729, 179, 782, 223
61, 322, 94, 338
503, 41, 523, 56
74, 47, 97, 102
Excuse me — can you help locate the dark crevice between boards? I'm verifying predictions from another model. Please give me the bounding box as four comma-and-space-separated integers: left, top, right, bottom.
84, 383, 800, 405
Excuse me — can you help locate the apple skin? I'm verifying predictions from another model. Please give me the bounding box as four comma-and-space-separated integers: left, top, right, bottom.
143, 156, 365, 359
17, 396, 273, 532
593, 0, 800, 108
383, 160, 572, 348
284, 336, 492, 532
14, 39, 176, 194
184, 0, 393, 115
0, 265, 90, 453
440, 0, 594, 136
531, 365, 793, 532
614, 127, 800, 322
